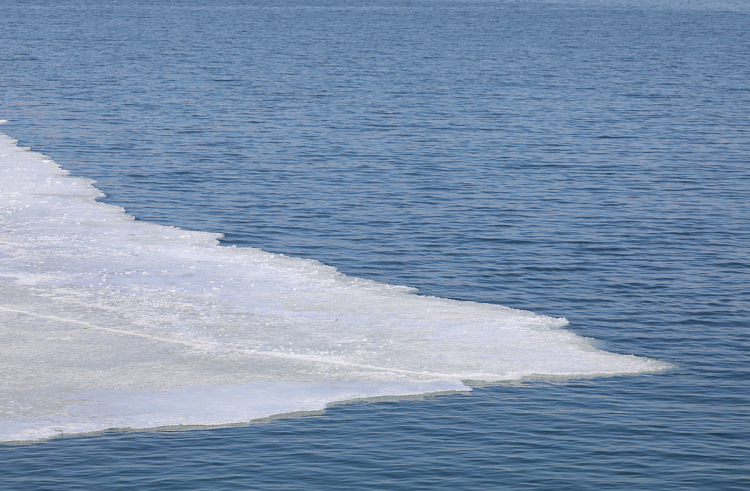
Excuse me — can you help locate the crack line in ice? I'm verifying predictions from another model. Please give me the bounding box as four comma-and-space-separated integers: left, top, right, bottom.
0, 305, 476, 380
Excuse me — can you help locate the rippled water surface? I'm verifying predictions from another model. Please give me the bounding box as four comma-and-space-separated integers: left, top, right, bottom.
1, 0, 749, 488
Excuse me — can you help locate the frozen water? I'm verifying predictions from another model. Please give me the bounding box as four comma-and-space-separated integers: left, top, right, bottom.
0, 133, 672, 442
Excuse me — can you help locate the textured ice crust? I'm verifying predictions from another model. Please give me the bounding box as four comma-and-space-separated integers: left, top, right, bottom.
0, 133, 672, 442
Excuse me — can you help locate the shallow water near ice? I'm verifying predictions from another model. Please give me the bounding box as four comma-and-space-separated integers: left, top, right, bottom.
1, 0, 749, 489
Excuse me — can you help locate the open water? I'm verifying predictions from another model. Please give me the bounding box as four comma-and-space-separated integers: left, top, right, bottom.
1, 0, 749, 489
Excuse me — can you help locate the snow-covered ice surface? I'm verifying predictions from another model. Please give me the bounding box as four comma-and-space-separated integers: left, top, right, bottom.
0, 133, 672, 442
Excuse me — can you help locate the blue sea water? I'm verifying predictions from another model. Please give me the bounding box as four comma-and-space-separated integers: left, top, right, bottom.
1, 0, 749, 488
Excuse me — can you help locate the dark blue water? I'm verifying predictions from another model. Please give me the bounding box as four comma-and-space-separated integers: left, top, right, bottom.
1, 0, 749, 488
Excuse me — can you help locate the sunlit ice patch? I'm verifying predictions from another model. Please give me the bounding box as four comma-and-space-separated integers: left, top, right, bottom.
0, 132, 674, 442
